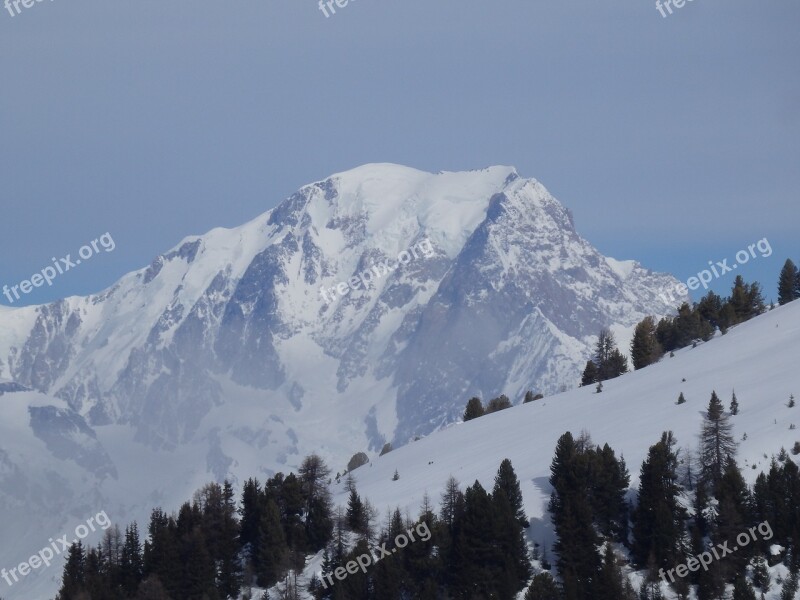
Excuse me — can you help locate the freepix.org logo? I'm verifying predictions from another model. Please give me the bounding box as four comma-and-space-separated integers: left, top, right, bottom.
1, 511, 112, 589
4, 0, 55, 18
2, 232, 116, 305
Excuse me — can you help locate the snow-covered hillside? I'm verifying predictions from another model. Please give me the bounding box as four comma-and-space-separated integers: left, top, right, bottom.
317, 300, 800, 597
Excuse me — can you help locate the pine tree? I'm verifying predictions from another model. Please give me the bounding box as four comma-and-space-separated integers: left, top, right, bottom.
492, 487, 533, 596
439, 476, 464, 530
240, 477, 262, 557
451, 481, 502, 598
730, 275, 765, 323
524, 390, 544, 403
179, 528, 218, 600
56, 542, 86, 600
731, 576, 757, 600
778, 258, 799, 305
673, 302, 712, 346
582, 360, 599, 386
346, 488, 366, 533
493, 458, 528, 527
700, 391, 737, 490
752, 554, 770, 591
299, 454, 334, 551
697, 291, 724, 330
525, 572, 562, 599
790, 394, 796, 408
781, 570, 799, 600
596, 544, 635, 600
731, 390, 740, 415
120, 523, 143, 595
631, 316, 663, 370
714, 459, 752, 579
656, 316, 678, 352
595, 329, 628, 381
143, 509, 180, 597
256, 498, 288, 587
487, 394, 513, 413
677, 392, 686, 405
632, 432, 684, 569
463, 397, 485, 421
548, 432, 601, 600
589, 444, 630, 543
218, 480, 242, 599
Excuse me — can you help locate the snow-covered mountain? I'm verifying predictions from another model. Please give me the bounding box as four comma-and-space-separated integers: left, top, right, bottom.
0, 164, 684, 598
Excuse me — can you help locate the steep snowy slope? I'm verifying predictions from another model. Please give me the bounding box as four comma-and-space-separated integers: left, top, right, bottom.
328, 300, 800, 585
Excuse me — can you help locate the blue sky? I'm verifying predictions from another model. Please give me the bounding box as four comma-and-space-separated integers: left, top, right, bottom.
1, 0, 798, 307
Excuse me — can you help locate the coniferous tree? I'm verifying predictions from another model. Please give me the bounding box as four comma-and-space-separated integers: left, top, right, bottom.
700, 391, 737, 490
276, 472, 306, 553
56, 542, 87, 600
524, 390, 544, 403
136, 575, 171, 599
596, 544, 636, 600
778, 258, 799, 305
590, 444, 630, 543
240, 477, 262, 557
487, 394, 512, 413
697, 291, 724, 331
548, 432, 601, 600
451, 481, 502, 598
752, 554, 770, 591
731, 390, 739, 415
677, 392, 686, 405
525, 572, 562, 599
256, 498, 288, 587
218, 480, 242, 599
493, 458, 528, 527
299, 454, 334, 551
781, 571, 799, 600
673, 302, 713, 346
732, 576, 758, 600
143, 509, 180, 597
718, 302, 737, 333
581, 360, 599, 386
463, 396, 485, 421
492, 487, 533, 597
713, 459, 752, 579
631, 316, 663, 370
656, 316, 678, 352
120, 523, 144, 595
632, 432, 685, 569
595, 329, 629, 381
730, 275, 765, 323
179, 528, 218, 600
346, 487, 366, 533
439, 476, 464, 530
